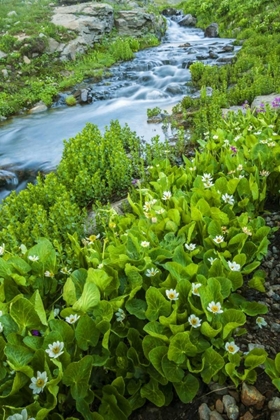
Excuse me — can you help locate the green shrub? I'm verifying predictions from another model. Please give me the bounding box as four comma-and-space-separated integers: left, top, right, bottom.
65, 95, 77, 106
57, 121, 144, 207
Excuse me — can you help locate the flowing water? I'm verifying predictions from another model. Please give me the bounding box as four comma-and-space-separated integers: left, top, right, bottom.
0, 18, 239, 199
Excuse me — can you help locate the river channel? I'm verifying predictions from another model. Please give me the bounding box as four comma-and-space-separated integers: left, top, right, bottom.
0, 18, 239, 199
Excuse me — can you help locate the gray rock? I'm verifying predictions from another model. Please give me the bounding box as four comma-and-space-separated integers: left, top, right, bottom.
115, 10, 165, 38
23, 55, 31, 64
223, 395, 239, 420
216, 56, 234, 63
198, 403, 211, 420
0, 115, 7, 122
178, 14, 197, 27
251, 94, 280, 111
29, 102, 48, 113
204, 23, 219, 38
210, 411, 224, 420
1, 69, 8, 78
0, 51, 8, 59
7, 10, 17, 17
269, 397, 280, 411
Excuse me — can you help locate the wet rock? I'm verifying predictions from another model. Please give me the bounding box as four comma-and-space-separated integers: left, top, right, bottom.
223, 395, 239, 420
178, 14, 197, 27
269, 397, 280, 411
216, 56, 234, 63
241, 383, 265, 409
0, 170, 18, 189
204, 23, 219, 38
240, 412, 254, 420
209, 51, 219, 59
196, 53, 210, 60
198, 402, 211, 420
271, 322, 280, 333
222, 44, 234, 52
161, 8, 180, 17
29, 102, 48, 113
1, 69, 8, 78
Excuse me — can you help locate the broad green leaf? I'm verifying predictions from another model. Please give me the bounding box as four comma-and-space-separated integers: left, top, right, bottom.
245, 348, 268, 369
102, 384, 132, 417
10, 297, 42, 331
145, 287, 171, 321
143, 321, 170, 343
62, 355, 93, 400
0, 258, 12, 279
87, 267, 117, 296
167, 208, 181, 226
168, 331, 197, 364
63, 277, 77, 306
201, 347, 224, 383
201, 321, 222, 338
30, 290, 48, 326
220, 309, 246, 339
242, 261, 261, 275
274, 353, 280, 374
174, 373, 199, 403
142, 336, 167, 360
140, 378, 165, 407
4, 344, 34, 376
28, 238, 56, 269
75, 315, 100, 350
49, 319, 74, 344
73, 282, 100, 312
241, 301, 268, 316
161, 354, 184, 383
125, 298, 147, 319
149, 346, 168, 376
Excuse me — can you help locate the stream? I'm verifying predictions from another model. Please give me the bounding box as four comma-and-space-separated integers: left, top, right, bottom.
0, 18, 240, 200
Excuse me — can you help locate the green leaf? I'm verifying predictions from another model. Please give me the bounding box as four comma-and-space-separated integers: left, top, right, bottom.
10, 297, 42, 331
63, 277, 77, 306
30, 290, 48, 326
201, 347, 225, 383
167, 209, 181, 226
220, 309, 246, 339
125, 298, 147, 319
168, 331, 197, 364
140, 378, 165, 407
173, 373, 199, 403
28, 237, 56, 269
245, 348, 268, 369
75, 315, 100, 350
142, 336, 167, 359
145, 287, 171, 321
0, 258, 12, 279
4, 344, 34, 376
143, 321, 170, 343
62, 355, 93, 399
241, 301, 268, 316
73, 282, 100, 312
201, 321, 222, 338
161, 354, 184, 383
149, 346, 168, 377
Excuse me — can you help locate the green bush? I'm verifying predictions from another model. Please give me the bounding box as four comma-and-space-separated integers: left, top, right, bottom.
57, 121, 144, 207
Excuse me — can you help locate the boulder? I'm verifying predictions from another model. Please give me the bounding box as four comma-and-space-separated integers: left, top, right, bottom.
204, 23, 219, 38
114, 10, 165, 39
178, 14, 197, 27
29, 102, 48, 113
251, 94, 280, 111
0, 51, 8, 59
161, 8, 179, 17
51, 3, 114, 59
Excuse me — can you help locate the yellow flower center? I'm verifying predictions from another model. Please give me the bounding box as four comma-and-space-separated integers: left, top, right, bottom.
36, 378, 45, 387
191, 319, 197, 325
53, 346, 60, 354
169, 293, 175, 299
212, 305, 218, 312
228, 345, 235, 353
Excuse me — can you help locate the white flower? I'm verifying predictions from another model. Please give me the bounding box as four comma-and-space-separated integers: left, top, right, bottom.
19, 244, 27, 255
222, 193, 234, 205
201, 173, 213, 183
44, 270, 54, 278
225, 341, 240, 354
203, 180, 214, 189
192, 283, 202, 296
7, 409, 35, 420
213, 135, 219, 140
268, 142, 276, 147
166, 289, 179, 301
213, 235, 224, 244
256, 316, 267, 329
223, 139, 230, 147
60, 267, 72, 275
0, 243, 5, 256
242, 226, 252, 236
156, 208, 165, 214
115, 308, 126, 322
189, 166, 196, 171
162, 191, 172, 200
188, 314, 202, 328
141, 241, 150, 248
260, 170, 270, 177
207, 301, 223, 314
151, 217, 158, 223
29, 371, 48, 394
185, 243, 196, 251
146, 268, 159, 277
0, 322, 3, 333
228, 261, 241, 271
85, 234, 100, 244
143, 202, 152, 211
65, 314, 80, 324
28, 255, 39, 262
98, 263, 104, 269
208, 257, 217, 265
45, 341, 64, 359
53, 308, 60, 317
